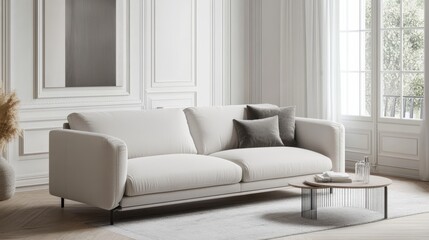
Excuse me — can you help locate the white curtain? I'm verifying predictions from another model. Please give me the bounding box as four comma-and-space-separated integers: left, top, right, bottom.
420, 1, 429, 181
304, 0, 340, 122
281, 0, 340, 122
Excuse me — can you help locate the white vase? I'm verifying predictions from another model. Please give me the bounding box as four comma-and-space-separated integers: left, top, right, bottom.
0, 157, 15, 200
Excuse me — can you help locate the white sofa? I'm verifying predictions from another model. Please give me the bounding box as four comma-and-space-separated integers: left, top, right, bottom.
49, 105, 345, 224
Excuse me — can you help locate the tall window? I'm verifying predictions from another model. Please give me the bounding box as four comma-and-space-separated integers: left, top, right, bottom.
340, 0, 372, 116
340, 0, 424, 120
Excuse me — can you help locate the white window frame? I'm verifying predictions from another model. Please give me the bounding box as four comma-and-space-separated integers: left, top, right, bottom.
341, 0, 424, 126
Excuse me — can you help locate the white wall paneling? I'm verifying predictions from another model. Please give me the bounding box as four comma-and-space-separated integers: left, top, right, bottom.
375, 165, 419, 179
9, 0, 142, 187
152, 0, 195, 87
143, 0, 218, 108
373, 122, 423, 178
342, 119, 375, 170
8, 0, 249, 187
377, 156, 420, 171
211, 0, 224, 105
379, 132, 420, 161
196, 0, 213, 106
146, 92, 196, 109
43, 0, 65, 88
143, 0, 249, 108
345, 128, 372, 155
20, 127, 57, 156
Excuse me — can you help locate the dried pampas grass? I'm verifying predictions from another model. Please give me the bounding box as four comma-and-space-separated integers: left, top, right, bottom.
0, 91, 21, 152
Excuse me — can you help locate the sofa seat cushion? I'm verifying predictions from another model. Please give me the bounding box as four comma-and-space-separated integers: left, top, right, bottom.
210, 147, 332, 182
125, 154, 242, 196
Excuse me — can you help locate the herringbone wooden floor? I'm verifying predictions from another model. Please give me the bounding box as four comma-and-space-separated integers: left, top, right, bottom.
0, 189, 131, 240
1, 176, 429, 240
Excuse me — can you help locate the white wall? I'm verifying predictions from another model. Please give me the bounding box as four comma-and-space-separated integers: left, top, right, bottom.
1, 0, 251, 187
6, 0, 421, 186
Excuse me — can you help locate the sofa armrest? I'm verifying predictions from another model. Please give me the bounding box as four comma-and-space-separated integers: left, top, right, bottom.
49, 130, 128, 210
295, 117, 345, 172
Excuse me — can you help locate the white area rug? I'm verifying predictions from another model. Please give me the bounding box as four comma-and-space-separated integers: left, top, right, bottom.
106, 182, 429, 240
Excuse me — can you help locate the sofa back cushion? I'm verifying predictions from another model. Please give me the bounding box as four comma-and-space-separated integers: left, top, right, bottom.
184, 105, 247, 155
67, 109, 197, 158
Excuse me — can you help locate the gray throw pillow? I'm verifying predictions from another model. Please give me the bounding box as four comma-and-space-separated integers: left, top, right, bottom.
233, 116, 284, 148
247, 105, 296, 146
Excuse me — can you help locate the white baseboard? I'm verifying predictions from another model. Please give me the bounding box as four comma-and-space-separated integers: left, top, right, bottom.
346, 160, 419, 180
16, 184, 48, 192
16, 174, 49, 188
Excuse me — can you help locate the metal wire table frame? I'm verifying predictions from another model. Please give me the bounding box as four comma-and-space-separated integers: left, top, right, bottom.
289, 175, 392, 220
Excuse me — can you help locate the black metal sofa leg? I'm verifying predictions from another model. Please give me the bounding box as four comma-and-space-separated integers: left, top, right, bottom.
61, 197, 120, 225
110, 207, 121, 225
110, 209, 115, 225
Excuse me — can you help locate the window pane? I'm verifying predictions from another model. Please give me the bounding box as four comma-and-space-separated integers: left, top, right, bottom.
340, 0, 360, 30
403, 73, 424, 119
364, 0, 372, 29
403, 0, 424, 28
340, 32, 360, 71
341, 73, 361, 116
381, 73, 401, 118
349, 32, 360, 71
382, 0, 401, 28
340, 33, 348, 71
362, 31, 372, 71
364, 72, 372, 116
340, 0, 348, 30
348, 0, 361, 30
403, 29, 424, 71
382, 30, 401, 70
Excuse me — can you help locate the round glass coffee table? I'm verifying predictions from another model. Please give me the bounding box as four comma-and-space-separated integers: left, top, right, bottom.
289, 175, 392, 220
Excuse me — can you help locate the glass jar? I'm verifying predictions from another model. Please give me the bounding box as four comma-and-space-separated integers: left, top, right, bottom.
355, 160, 365, 182
355, 156, 371, 183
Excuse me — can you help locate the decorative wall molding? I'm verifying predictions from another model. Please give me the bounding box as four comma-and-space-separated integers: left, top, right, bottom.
10, 0, 238, 187
378, 156, 419, 170
373, 165, 420, 180
15, 173, 49, 188
20, 127, 62, 156
144, 0, 223, 108
378, 131, 420, 161
211, 0, 224, 105
151, 0, 196, 88
345, 160, 420, 180
345, 128, 372, 154
35, 0, 132, 99
8, 0, 143, 188
146, 92, 196, 109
